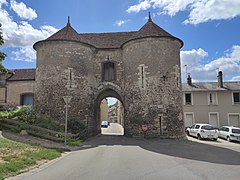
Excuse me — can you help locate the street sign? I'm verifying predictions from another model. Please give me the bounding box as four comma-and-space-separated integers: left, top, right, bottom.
63, 96, 72, 104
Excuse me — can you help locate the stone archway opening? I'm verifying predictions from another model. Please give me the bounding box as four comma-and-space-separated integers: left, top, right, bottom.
96, 89, 124, 136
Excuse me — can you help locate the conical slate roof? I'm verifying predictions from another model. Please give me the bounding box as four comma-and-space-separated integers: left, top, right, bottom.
137, 16, 173, 38
34, 15, 183, 49
47, 17, 79, 41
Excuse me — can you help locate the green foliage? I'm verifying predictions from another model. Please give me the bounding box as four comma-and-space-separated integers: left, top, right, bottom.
22, 149, 60, 160
1, 107, 87, 142
67, 118, 85, 134
0, 138, 29, 150
0, 138, 61, 179
67, 140, 82, 146
0, 110, 16, 119
0, 106, 37, 123
13, 106, 37, 124
33, 118, 64, 132
19, 123, 29, 130
0, 23, 7, 73
2, 106, 64, 131
67, 118, 87, 139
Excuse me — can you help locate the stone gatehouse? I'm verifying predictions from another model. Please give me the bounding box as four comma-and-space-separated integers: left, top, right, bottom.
33, 15, 185, 138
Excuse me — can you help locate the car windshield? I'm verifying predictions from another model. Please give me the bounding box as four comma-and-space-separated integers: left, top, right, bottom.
232, 129, 240, 134
201, 125, 214, 130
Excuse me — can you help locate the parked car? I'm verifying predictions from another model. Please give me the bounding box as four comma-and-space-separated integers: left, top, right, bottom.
218, 126, 240, 142
186, 123, 218, 141
101, 121, 109, 128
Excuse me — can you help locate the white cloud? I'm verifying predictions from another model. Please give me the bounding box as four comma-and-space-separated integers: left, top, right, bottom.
181, 45, 240, 82
181, 48, 208, 81
10, 0, 37, 20
0, 2, 58, 62
232, 76, 240, 81
0, 0, 7, 7
184, 0, 240, 25
127, 0, 240, 25
151, 0, 195, 16
127, 0, 151, 13
12, 47, 35, 62
115, 19, 130, 27
181, 48, 208, 67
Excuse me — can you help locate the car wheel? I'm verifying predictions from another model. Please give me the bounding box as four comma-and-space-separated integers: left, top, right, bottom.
197, 134, 202, 140
213, 138, 217, 141
186, 131, 190, 136
227, 136, 231, 142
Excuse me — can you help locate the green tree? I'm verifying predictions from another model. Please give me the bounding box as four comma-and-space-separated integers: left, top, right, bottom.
0, 23, 7, 73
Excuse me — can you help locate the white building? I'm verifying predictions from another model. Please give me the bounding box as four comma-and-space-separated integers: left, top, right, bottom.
183, 71, 240, 128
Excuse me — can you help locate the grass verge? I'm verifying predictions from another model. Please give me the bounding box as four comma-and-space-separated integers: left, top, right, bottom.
0, 138, 61, 179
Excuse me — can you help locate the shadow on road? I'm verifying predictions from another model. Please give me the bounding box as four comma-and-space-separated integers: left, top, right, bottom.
77, 135, 240, 165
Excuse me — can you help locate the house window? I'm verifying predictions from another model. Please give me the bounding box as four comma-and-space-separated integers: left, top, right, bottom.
185, 93, 192, 105
233, 92, 240, 104
184, 112, 194, 127
209, 112, 219, 128
20, 93, 34, 106
102, 62, 115, 81
208, 92, 217, 105
228, 114, 240, 127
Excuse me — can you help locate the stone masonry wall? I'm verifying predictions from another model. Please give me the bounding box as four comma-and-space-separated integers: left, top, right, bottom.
35, 41, 96, 134
122, 38, 184, 137
35, 37, 185, 138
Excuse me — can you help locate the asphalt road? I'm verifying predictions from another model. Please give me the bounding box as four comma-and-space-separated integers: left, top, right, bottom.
8, 135, 240, 180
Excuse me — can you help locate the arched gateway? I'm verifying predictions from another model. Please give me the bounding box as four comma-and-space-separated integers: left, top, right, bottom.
95, 86, 125, 134
33, 15, 185, 138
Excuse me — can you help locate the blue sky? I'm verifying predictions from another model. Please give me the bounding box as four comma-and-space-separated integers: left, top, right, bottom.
0, 0, 240, 83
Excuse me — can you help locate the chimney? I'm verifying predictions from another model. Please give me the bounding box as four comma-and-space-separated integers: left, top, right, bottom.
217, 71, 223, 88
187, 73, 192, 85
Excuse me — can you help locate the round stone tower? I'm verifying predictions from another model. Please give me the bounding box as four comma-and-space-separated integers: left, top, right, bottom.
34, 15, 184, 138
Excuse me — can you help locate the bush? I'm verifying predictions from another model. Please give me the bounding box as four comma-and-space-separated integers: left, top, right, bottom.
13, 106, 37, 124
67, 118, 87, 139
67, 140, 82, 146
34, 118, 64, 132
1, 106, 88, 141
0, 109, 18, 119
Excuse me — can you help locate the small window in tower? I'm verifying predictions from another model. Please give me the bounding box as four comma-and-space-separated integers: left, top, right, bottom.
103, 62, 115, 81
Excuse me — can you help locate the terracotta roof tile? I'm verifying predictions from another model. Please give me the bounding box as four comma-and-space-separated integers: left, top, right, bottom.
7, 69, 35, 81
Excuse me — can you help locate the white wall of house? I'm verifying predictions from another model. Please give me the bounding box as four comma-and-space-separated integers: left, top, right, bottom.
183, 90, 240, 128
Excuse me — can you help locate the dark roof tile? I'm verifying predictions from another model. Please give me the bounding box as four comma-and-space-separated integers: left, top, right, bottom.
8, 69, 35, 81
182, 82, 240, 91
34, 18, 183, 49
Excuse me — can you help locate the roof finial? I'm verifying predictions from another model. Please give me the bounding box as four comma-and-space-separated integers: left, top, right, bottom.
67, 16, 70, 25
148, 12, 152, 22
